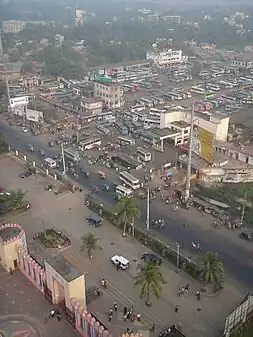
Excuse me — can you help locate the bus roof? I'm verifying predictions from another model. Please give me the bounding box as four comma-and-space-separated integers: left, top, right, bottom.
120, 171, 139, 182
116, 185, 132, 192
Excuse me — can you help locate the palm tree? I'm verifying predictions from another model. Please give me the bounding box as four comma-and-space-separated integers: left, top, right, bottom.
199, 252, 224, 290
80, 233, 100, 259
133, 261, 165, 306
116, 196, 140, 237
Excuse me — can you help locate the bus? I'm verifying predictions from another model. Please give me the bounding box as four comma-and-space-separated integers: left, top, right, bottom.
97, 111, 114, 121
130, 104, 145, 113
119, 171, 140, 190
144, 118, 160, 128
137, 147, 152, 162
221, 95, 237, 102
204, 92, 216, 99
64, 148, 81, 164
118, 136, 136, 146
140, 98, 154, 108
116, 185, 133, 197
190, 86, 206, 94
79, 138, 102, 150
149, 108, 166, 116
115, 122, 128, 135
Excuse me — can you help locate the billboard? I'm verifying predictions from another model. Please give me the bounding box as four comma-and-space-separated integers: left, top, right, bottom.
192, 126, 214, 164
9, 96, 29, 108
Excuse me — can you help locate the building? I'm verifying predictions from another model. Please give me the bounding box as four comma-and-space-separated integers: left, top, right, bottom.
163, 15, 181, 24
75, 9, 84, 26
81, 97, 102, 114
18, 76, 43, 89
9, 95, 29, 116
0, 223, 27, 272
25, 109, 44, 123
94, 81, 122, 109
146, 49, 187, 67
2, 20, 46, 33
230, 53, 253, 69
55, 34, 64, 47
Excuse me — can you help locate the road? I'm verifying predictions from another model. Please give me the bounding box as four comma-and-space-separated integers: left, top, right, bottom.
1, 121, 253, 290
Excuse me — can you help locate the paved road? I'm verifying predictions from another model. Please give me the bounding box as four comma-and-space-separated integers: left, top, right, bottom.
1, 121, 253, 290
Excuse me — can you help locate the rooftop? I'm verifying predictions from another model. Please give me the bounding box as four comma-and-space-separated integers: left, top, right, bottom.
171, 121, 190, 128
0, 226, 21, 242
154, 127, 180, 137
46, 254, 83, 282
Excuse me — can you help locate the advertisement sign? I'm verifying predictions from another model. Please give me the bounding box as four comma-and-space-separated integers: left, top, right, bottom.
192, 126, 214, 164
9, 96, 29, 108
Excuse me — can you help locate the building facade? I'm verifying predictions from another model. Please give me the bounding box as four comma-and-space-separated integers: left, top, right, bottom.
81, 98, 103, 114
2, 20, 46, 33
230, 56, 253, 69
146, 49, 187, 67
55, 34, 65, 47
94, 82, 122, 109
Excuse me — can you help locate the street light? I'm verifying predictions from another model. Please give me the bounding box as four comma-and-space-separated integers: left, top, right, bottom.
185, 101, 195, 201
146, 188, 150, 231
61, 143, 66, 175
176, 243, 180, 273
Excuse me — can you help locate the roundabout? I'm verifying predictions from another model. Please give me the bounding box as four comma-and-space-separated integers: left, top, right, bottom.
0, 315, 45, 337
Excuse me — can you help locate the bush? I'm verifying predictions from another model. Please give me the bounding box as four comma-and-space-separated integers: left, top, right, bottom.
88, 199, 201, 280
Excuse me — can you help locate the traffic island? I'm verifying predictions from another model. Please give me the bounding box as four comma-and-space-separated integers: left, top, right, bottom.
34, 228, 71, 249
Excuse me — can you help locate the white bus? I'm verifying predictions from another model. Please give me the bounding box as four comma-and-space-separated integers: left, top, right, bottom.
140, 98, 153, 108
131, 104, 145, 113
79, 138, 102, 150
97, 111, 113, 120
137, 147, 152, 162
190, 86, 206, 94
149, 108, 166, 116
118, 136, 136, 146
144, 118, 160, 128
116, 185, 133, 197
44, 157, 57, 168
119, 171, 140, 190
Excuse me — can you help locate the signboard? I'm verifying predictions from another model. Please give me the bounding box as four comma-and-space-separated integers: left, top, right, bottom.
9, 96, 29, 108
192, 126, 214, 164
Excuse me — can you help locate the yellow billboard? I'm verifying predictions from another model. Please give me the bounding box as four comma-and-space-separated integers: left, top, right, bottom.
192, 126, 214, 164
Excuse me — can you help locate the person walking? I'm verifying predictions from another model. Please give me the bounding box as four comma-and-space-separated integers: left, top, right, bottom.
109, 308, 113, 315
196, 289, 200, 301
151, 323, 155, 332
123, 306, 127, 316
137, 313, 141, 321
175, 305, 179, 313
113, 302, 118, 312
109, 313, 112, 323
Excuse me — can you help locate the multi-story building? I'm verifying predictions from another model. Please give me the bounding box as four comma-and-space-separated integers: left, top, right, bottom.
230, 54, 253, 69
75, 9, 84, 26
94, 82, 122, 109
81, 97, 103, 114
55, 34, 64, 47
2, 20, 46, 33
146, 48, 187, 67
162, 15, 181, 24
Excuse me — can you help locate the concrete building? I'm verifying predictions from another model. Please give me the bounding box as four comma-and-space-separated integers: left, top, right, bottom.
55, 34, 64, 47
25, 109, 44, 123
230, 53, 253, 69
94, 81, 122, 109
2, 20, 46, 33
18, 76, 43, 89
75, 9, 84, 26
163, 15, 181, 24
146, 49, 187, 67
81, 98, 102, 114
0, 223, 27, 272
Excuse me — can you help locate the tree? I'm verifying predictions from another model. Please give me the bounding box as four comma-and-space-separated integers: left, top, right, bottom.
199, 252, 224, 290
0, 189, 27, 213
116, 196, 140, 237
134, 261, 165, 306
80, 232, 100, 259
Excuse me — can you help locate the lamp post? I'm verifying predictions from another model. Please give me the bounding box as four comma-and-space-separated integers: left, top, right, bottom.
61, 143, 66, 175
185, 101, 195, 201
146, 188, 150, 231
176, 243, 180, 273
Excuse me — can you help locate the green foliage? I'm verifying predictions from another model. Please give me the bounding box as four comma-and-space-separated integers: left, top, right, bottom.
80, 232, 100, 259
199, 252, 224, 290
0, 189, 27, 215
116, 196, 140, 236
134, 261, 165, 305
37, 228, 70, 248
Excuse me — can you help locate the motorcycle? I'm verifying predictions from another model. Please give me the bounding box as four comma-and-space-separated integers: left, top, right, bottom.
172, 205, 179, 211
191, 242, 201, 251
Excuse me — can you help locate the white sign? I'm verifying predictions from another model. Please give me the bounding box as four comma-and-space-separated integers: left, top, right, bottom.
9, 96, 29, 108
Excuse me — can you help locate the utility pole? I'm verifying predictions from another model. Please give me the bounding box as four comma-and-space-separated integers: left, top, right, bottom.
146, 188, 150, 231
76, 116, 79, 145
241, 183, 248, 222
61, 143, 66, 175
185, 101, 195, 201
176, 243, 180, 273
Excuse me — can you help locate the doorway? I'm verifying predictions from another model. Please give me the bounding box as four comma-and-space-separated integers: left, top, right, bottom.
14, 259, 18, 269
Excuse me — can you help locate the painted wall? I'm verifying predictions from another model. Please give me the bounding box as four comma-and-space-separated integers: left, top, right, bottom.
68, 275, 86, 309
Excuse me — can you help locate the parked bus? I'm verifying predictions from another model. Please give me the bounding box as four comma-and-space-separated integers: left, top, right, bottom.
64, 148, 81, 164
221, 95, 237, 102
137, 147, 152, 162
97, 111, 113, 120
140, 98, 154, 108
149, 108, 166, 116
131, 104, 145, 113
190, 86, 206, 94
144, 118, 160, 128
119, 171, 140, 190
116, 185, 133, 197
79, 138, 102, 150
115, 122, 128, 135
118, 136, 136, 146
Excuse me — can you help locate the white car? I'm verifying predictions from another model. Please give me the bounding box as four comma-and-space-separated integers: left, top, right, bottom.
111, 255, 130, 270
22, 128, 29, 133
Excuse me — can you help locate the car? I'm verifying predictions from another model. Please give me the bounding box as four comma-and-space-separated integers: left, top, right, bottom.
141, 253, 162, 265
240, 231, 253, 241
86, 215, 102, 227
111, 255, 130, 270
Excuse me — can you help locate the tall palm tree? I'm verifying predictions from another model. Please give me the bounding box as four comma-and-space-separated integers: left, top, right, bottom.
116, 196, 140, 237
199, 251, 224, 289
80, 232, 100, 259
134, 261, 165, 306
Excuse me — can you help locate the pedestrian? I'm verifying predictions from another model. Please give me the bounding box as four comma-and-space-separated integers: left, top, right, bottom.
57, 311, 62, 322
175, 305, 179, 313
123, 306, 127, 316
109, 313, 112, 322
196, 289, 200, 301
151, 323, 155, 332
129, 306, 133, 315
113, 302, 118, 312
177, 288, 182, 296
124, 314, 127, 322
50, 309, 55, 318
116, 262, 120, 270
137, 313, 141, 321
185, 283, 190, 292
109, 308, 113, 315
126, 311, 130, 320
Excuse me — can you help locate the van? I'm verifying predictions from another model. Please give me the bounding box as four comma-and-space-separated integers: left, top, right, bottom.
116, 185, 133, 197
44, 157, 57, 168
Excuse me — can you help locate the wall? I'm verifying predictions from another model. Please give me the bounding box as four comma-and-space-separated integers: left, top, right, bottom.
25, 109, 44, 123
68, 275, 86, 309
160, 110, 184, 128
